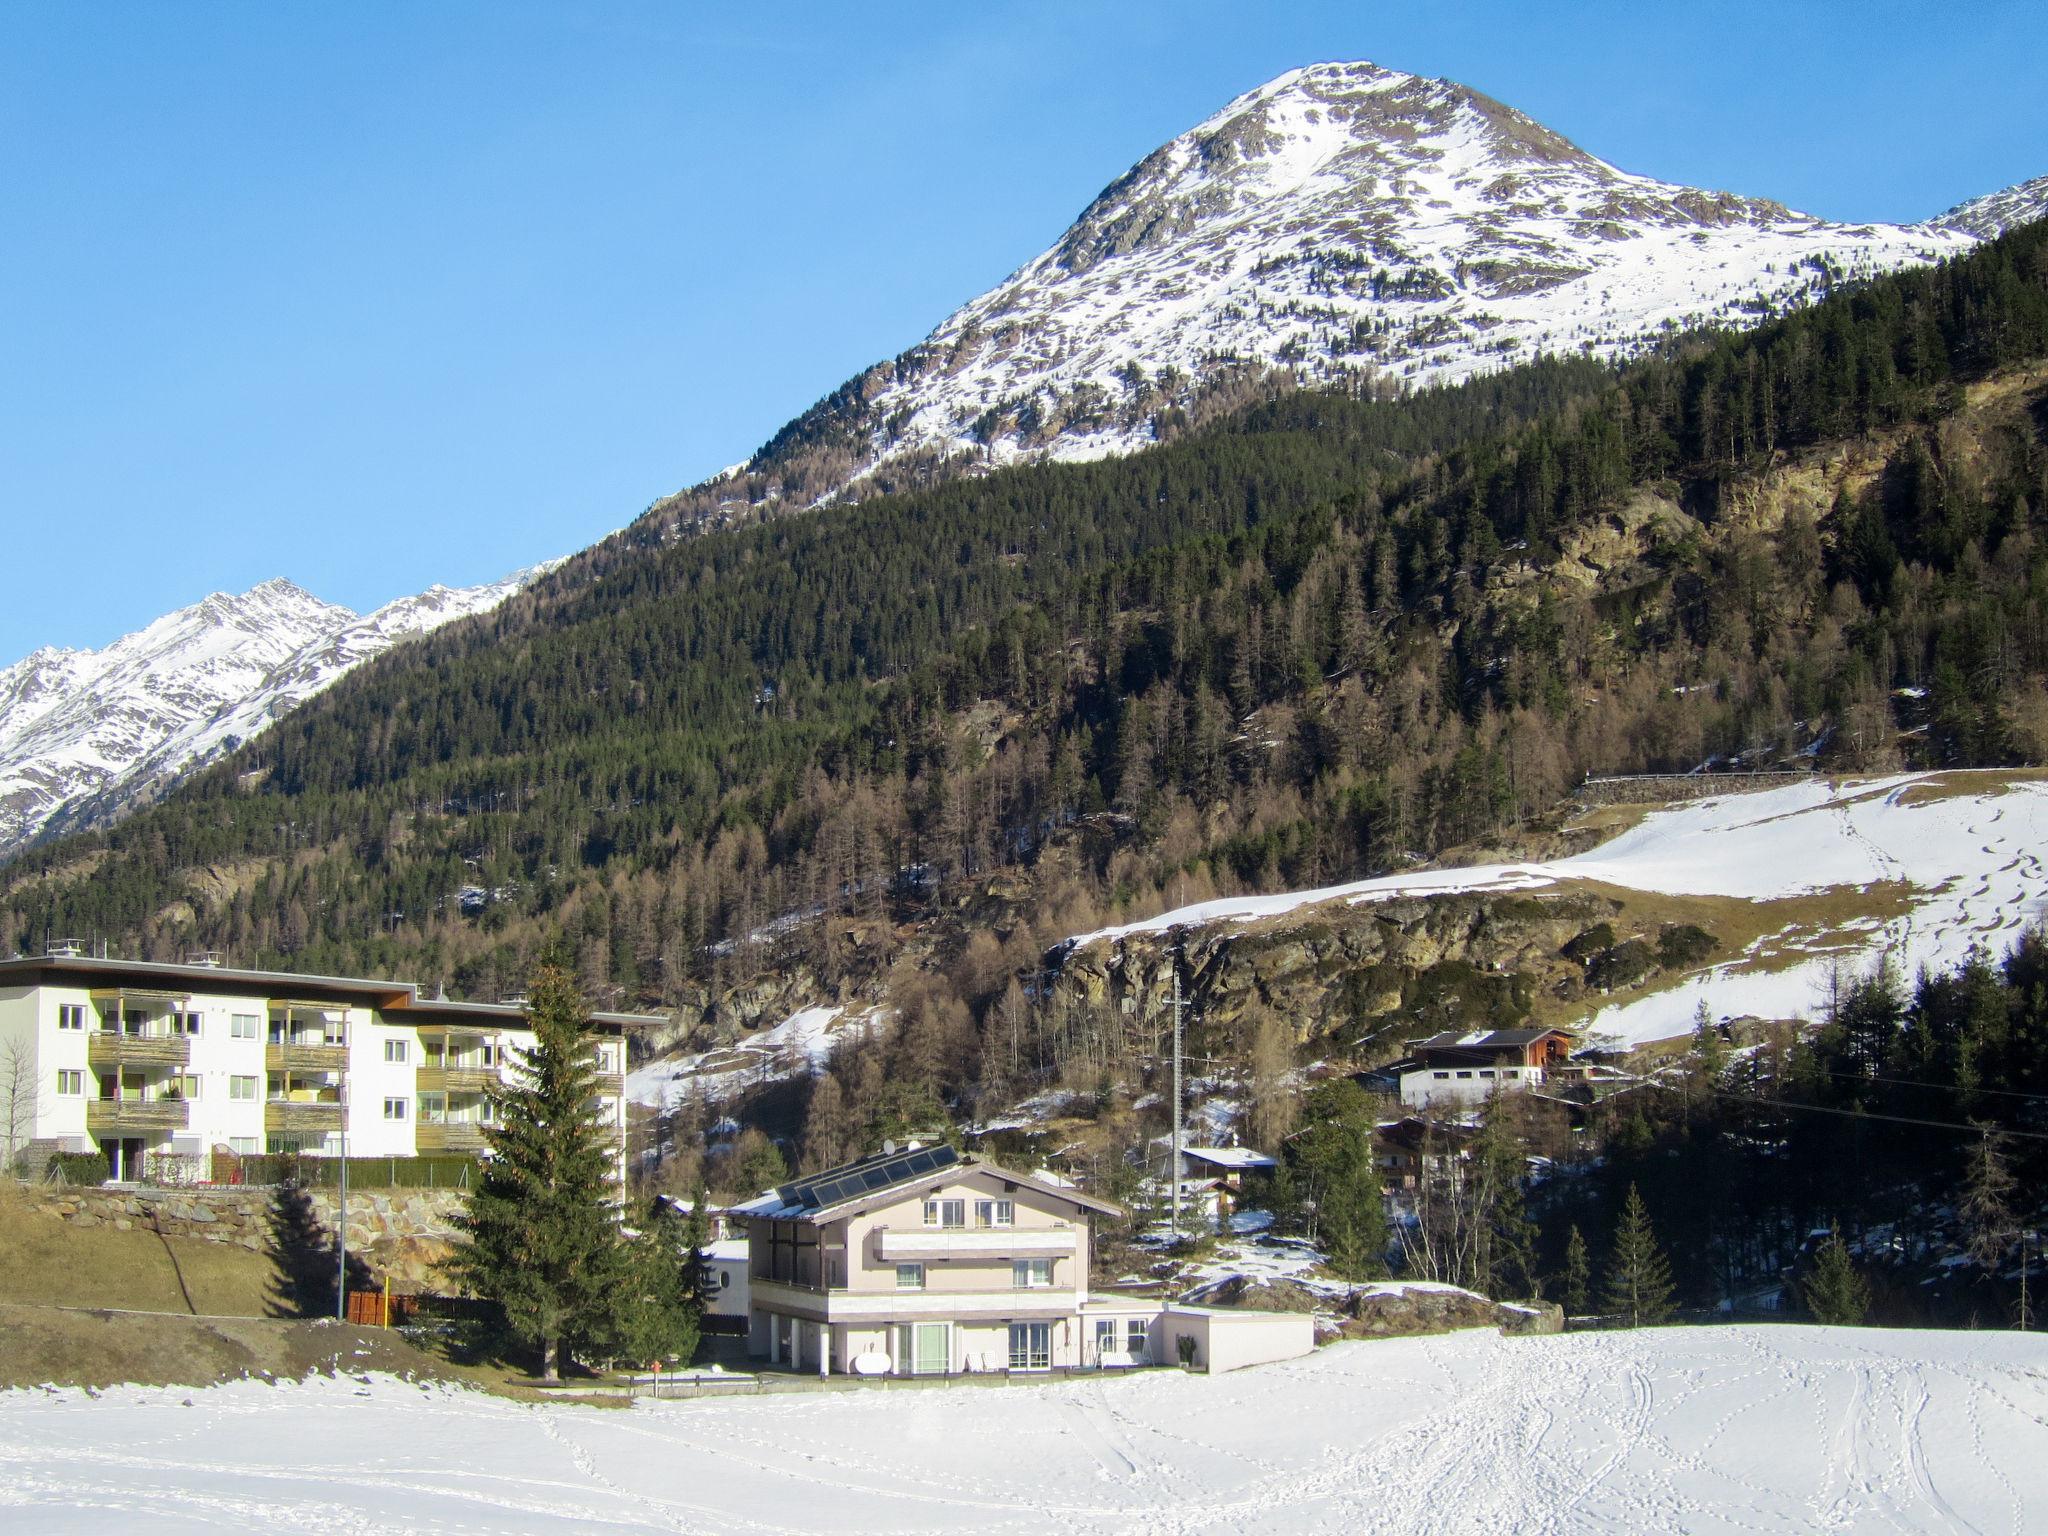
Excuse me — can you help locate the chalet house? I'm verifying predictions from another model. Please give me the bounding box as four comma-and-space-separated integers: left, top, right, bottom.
1398, 1027, 1576, 1107
733, 1142, 1151, 1375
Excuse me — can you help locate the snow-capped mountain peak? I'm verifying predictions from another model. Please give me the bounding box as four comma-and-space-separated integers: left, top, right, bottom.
0, 562, 558, 861
658, 60, 2045, 528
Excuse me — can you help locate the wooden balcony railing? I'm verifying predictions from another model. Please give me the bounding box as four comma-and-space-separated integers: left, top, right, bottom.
86, 1034, 190, 1068
265, 1100, 345, 1134
86, 1098, 191, 1133
266, 1042, 348, 1072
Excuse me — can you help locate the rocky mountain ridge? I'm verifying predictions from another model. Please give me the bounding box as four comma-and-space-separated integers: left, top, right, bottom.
649, 61, 2046, 532
0, 564, 557, 861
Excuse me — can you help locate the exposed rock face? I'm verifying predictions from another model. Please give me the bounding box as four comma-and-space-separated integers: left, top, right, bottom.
1339, 1284, 1563, 1338
1051, 887, 1619, 1052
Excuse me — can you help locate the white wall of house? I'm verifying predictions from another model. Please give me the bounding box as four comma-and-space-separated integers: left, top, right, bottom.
1157, 1305, 1316, 1373
1399, 1062, 1543, 1107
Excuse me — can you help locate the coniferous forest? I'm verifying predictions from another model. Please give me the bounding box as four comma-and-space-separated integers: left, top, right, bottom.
5, 224, 2048, 1262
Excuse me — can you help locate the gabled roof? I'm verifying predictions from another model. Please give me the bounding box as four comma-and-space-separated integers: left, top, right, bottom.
1409, 1026, 1572, 1054
732, 1144, 1123, 1223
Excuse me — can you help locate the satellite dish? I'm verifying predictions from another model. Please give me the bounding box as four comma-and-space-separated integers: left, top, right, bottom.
882, 1139, 897, 1155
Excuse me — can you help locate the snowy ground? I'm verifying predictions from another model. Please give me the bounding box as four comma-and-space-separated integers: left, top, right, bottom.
3, 1327, 2042, 1533
626, 1004, 886, 1112
1068, 772, 2048, 1047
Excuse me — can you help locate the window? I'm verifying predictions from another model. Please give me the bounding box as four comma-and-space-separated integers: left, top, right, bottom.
231, 1013, 260, 1040
383, 1097, 409, 1121
717, 1271, 731, 1291
1433, 1071, 1450, 1080
418, 1092, 445, 1121
1007, 1322, 1051, 1371
975, 1198, 1014, 1228
1126, 1319, 1148, 1358
384, 1039, 409, 1063
1096, 1319, 1117, 1357
57, 1004, 85, 1030
1479, 1069, 1495, 1079
1012, 1258, 1053, 1289
55, 1069, 84, 1096
923, 1198, 965, 1228
171, 1074, 200, 1100
895, 1263, 925, 1291
229, 1075, 258, 1101
229, 1137, 259, 1156
1455, 1070, 1473, 1079
1504, 1069, 1519, 1079
173, 1011, 201, 1036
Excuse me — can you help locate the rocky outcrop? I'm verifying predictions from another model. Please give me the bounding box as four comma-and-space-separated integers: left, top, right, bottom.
1338, 1284, 1562, 1339
1052, 887, 1619, 1050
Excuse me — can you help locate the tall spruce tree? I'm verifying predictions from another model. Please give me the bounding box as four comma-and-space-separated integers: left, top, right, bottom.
1287, 1080, 1388, 1280
1604, 1184, 1676, 1328
1561, 1224, 1591, 1319
678, 1175, 716, 1319
1801, 1224, 1871, 1326
453, 963, 625, 1382
613, 1197, 703, 1370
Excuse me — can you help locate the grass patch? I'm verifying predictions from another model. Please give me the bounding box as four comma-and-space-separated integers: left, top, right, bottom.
0, 1184, 274, 1317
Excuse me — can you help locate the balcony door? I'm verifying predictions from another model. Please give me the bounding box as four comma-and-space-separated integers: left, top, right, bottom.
1008, 1322, 1051, 1372
894, 1322, 950, 1376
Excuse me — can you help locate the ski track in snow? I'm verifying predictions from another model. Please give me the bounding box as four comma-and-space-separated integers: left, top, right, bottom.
2, 1327, 2044, 1533
1067, 772, 2048, 1047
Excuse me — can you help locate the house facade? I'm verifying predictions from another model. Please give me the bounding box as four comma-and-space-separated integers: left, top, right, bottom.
0, 949, 648, 1181
734, 1142, 1164, 1376
1398, 1027, 1577, 1107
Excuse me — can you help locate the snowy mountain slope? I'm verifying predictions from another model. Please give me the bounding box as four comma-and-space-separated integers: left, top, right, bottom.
5, 1327, 2043, 1532
679, 61, 2046, 524
0, 563, 557, 862
1061, 771, 2048, 1047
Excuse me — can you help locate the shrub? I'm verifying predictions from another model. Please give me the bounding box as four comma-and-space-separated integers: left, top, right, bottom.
44, 1151, 110, 1185
1656, 923, 1719, 968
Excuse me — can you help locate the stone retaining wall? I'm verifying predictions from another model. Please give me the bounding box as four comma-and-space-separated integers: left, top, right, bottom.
23, 1184, 468, 1290
1575, 770, 1814, 806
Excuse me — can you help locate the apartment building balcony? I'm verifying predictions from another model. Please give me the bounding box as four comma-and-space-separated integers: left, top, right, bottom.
415, 1120, 488, 1153
86, 1033, 190, 1069
875, 1225, 1079, 1262
266, 1041, 348, 1073
592, 1071, 626, 1098
417, 1065, 497, 1094
265, 1100, 345, 1135
86, 1098, 190, 1134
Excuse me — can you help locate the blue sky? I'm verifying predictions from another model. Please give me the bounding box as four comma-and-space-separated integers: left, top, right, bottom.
4, 1, 2044, 664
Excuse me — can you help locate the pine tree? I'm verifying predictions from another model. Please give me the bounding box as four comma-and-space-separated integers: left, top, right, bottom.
1288, 1080, 1387, 1281
1561, 1224, 1591, 1319
452, 963, 625, 1382
677, 1175, 716, 1318
1603, 1184, 1676, 1328
1802, 1223, 1871, 1326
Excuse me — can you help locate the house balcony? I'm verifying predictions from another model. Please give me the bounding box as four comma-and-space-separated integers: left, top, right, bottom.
265, 1100, 345, 1135
86, 1033, 190, 1069
592, 1071, 625, 1098
266, 1042, 348, 1073
749, 1278, 1082, 1323
875, 1226, 1079, 1262
415, 1121, 488, 1153
87, 1098, 190, 1134
417, 1065, 497, 1094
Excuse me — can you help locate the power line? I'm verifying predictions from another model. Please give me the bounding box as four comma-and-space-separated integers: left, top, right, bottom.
1816, 1068, 2048, 1107
1712, 1090, 2048, 1143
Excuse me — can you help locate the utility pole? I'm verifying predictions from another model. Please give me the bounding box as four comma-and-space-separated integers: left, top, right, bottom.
335, 1074, 349, 1321
1169, 941, 1185, 1241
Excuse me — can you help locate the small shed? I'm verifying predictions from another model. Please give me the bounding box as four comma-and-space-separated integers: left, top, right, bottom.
1156, 1304, 1317, 1374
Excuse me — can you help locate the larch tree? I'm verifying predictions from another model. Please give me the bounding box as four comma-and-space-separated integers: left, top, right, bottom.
453, 962, 626, 1383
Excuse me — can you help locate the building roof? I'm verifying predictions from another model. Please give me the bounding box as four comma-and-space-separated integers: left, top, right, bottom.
0, 952, 663, 1033
1181, 1145, 1280, 1171
1408, 1026, 1572, 1055
733, 1143, 1123, 1223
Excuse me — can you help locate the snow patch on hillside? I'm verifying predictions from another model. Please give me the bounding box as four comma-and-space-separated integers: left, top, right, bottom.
3, 1326, 2043, 1532
627, 1001, 888, 1110
1065, 772, 2048, 1045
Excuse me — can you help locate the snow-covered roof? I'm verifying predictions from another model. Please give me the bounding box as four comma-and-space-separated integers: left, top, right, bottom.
1182, 1145, 1280, 1170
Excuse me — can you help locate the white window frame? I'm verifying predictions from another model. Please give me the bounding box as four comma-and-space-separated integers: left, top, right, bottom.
384, 1039, 409, 1063
895, 1262, 926, 1291
229, 1075, 259, 1101
923, 1198, 966, 1229
55, 1069, 84, 1096
383, 1096, 409, 1121
1012, 1257, 1053, 1290
975, 1198, 1014, 1228
1007, 1321, 1051, 1371
57, 1004, 85, 1031
231, 1013, 260, 1040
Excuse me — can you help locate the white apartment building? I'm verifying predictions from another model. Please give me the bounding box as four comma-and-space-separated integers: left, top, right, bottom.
0, 949, 652, 1181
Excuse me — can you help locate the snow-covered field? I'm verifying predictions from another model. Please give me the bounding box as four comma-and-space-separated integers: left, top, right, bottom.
4, 1327, 2043, 1533
1067, 772, 2048, 1047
